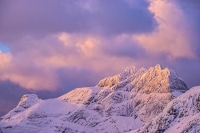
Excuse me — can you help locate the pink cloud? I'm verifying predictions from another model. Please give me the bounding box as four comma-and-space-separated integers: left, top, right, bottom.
0, 51, 12, 69
0, 0, 199, 92
133, 0, 196, 59
0, 34, 138, 90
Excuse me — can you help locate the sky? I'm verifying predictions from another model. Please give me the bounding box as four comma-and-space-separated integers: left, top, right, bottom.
0, 0, 200, 116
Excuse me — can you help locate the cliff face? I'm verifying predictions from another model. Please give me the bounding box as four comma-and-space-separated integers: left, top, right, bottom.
0, 65, 189, 133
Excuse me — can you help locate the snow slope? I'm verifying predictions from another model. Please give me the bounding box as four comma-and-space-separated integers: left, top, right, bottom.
0, 65, 189, 133
132, 86, 200, 133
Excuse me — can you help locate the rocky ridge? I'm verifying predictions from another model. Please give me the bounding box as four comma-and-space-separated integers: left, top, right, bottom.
0, 65, 190, 133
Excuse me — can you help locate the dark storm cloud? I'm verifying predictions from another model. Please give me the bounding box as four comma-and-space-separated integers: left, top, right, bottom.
108, 44, 146, 58
102, 38, 147, 59
57, 68, 100, 89
0, 0, 156, 41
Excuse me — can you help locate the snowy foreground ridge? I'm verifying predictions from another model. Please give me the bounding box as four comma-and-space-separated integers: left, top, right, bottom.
1, 64, 200, 133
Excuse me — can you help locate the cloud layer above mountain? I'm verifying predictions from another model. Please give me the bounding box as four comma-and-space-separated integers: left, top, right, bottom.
0, 0, 200, 115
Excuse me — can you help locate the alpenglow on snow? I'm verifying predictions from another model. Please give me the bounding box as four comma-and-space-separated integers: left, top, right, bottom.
2, 65, 199, 133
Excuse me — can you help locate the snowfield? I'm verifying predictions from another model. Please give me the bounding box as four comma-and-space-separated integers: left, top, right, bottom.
133, 86, 200, 133
1, 64, 198, 133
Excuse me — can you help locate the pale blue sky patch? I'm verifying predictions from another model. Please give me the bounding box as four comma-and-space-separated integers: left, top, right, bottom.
0, 43, 10, 53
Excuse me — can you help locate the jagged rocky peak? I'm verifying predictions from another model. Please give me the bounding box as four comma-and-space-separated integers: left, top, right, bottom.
97, 64, 188, 94
97, 66, 146, 88
136, 64, 188, 94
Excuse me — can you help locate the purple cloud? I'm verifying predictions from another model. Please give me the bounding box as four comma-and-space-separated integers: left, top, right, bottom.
0, 0, 200, 118
0, 0, 156, 42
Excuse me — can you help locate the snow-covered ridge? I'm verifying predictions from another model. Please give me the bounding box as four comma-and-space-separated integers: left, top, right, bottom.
2, 94, 41, 120
97, 64, 187, 94
133, 86, 200, 133
18, 94, 40, 109
0, 64, 192, 133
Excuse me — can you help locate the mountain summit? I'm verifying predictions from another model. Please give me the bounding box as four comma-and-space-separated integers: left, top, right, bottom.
97, 64, 187, 94
0, 65, 191, 133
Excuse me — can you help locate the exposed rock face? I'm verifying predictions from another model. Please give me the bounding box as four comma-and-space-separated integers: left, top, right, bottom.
0, 65, 189, 133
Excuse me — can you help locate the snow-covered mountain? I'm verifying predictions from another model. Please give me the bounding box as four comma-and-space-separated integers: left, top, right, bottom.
0, 64, 193, 133
133, 86, 200, 133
